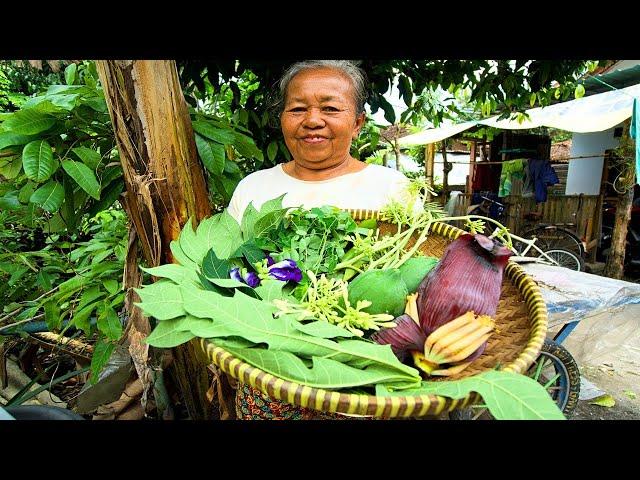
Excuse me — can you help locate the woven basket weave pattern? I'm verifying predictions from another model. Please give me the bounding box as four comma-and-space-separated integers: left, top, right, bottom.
198, 210, 548, 418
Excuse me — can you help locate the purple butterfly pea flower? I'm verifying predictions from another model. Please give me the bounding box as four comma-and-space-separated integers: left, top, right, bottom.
229, 267, 261, 288
268, 259, 303, 283
244, 272, 261, 288
266, 254, 275, 267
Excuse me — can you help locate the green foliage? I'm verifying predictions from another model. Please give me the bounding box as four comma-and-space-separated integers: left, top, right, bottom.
0, 61, 120, 234
255, 205, 358, 275
376, 369, 565, 420
0, 61, 65, 112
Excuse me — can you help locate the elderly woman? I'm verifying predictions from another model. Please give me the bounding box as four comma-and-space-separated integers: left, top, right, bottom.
227, 60, 415, 223
228, 60, 416, 419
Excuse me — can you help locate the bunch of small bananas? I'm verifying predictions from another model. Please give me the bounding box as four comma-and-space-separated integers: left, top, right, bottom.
404, 294, 495, 376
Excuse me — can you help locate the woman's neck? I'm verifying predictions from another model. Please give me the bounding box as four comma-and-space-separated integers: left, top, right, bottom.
283, 156, 367, 181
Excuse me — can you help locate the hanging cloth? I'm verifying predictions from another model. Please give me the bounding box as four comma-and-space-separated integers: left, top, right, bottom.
498, 159, 526, 197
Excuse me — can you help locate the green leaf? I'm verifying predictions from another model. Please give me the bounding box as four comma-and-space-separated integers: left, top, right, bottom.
30, 181, 64, 213
72, 147, 102, 170
90, 340, 115, 384
207, 278, 246, 288
134, 280, 186, 320
234, 240, 265, 265
589, 394, 615, 407
36, 270, 53, 291
86, 179, 123, 218
72, 301, 99, 333
3, 109, 56, 135
140, 264, 199, 285
97, 304, 122, 340
65, 63, 78, 85
44, 300, 62, 331
192, 121, 236, 144
216, 344, 417, 389
292, 320, 357, 339
176, 288, 419, 385
267, 140, 278, 162
103, 280, 119, 295
253, 280, 286, 302
240, 203, 260, 240
178, 218, 209, 265
529, 92, 537, 107
170, 239, 198, 269
0, 131, 36, 150
145, 317, 196, 348
22, 140, 55, 182
205, 211, 243, 259
61, 160, 101, 200
0, 155, 23, 179
378, 370, 565, 420
574, 84, 585, 99
195, 134, 224, 175
202, 249, 231, 280
77, 286, 105, 311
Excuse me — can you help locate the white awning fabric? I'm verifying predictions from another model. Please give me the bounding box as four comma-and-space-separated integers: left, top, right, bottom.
398, 83, 640, 146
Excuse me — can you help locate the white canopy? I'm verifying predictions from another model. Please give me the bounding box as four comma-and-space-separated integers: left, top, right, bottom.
398, 83, 640, 146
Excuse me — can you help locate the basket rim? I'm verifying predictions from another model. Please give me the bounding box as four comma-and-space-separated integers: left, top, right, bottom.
198, 210, 548, 418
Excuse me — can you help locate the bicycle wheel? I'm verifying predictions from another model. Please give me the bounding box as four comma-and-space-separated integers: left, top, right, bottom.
522, 225, 585, 258
449, 339, 581, 420
527, 340, 581, 417
544, 249, 584, 271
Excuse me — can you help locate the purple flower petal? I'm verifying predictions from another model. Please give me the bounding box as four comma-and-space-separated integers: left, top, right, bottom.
230, 267, 242, 283
268, 266, 302, 283
244, 272, 261, 288
266, 255, 275, 267
270, 259, 297, 270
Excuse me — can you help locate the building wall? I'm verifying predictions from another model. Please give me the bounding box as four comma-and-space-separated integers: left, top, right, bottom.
565, 125, 621, 195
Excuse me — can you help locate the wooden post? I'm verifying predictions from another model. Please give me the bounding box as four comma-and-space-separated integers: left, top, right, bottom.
467, 141, 477, 195
96, 60, 214, 419
425, 143, 435, 201
441, 140, 449, 204
603, 119, 634, 279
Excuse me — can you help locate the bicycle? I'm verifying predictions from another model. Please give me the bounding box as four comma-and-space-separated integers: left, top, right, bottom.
468, 196, 584, 271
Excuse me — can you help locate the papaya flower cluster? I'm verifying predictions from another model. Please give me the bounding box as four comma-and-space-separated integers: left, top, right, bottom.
230, 255, 303, 288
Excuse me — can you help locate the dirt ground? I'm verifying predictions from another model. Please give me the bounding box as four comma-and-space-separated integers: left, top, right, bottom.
571, 365, 640, 420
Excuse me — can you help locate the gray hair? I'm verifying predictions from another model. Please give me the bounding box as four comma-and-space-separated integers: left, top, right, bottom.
268, 60, 368, 125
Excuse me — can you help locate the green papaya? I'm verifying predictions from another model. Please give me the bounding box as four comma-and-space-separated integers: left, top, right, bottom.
397, 256, 439, 293
347, 269, 408, 317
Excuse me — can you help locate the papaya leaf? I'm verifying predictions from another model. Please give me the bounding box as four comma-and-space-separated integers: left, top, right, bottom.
215, 343, 419, 389
234, 240, 265, 266
177, 287, 420, 383
253, 279, 286, 302
170, 239, 198, 270
240, 203, 260, 240
292, 319, 357, 339
179, 218, 209, 265
201, 249, 231, 280
376, 370, 566, 420
134, 280, 186, 320
200, 210, 243, 260
140, 264, 199, 285
145, 317, 196, 348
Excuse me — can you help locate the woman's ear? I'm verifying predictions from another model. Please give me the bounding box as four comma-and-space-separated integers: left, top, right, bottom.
352, 112, 366, 139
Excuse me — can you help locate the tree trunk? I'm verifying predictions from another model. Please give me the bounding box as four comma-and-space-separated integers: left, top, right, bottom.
604, 185, 633, 279
425, 143, 435, 201
441, 140, 449, 204
394, 139, 402, 171
96, 60, 213, 419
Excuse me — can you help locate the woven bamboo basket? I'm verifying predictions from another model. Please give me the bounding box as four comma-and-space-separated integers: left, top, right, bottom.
197, 209, 548, 419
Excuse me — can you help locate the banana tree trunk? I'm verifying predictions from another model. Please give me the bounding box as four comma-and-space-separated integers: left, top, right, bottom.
96, 60, 213, 419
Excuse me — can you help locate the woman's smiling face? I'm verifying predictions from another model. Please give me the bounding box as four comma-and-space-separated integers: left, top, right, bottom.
280, 67, 365, 171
